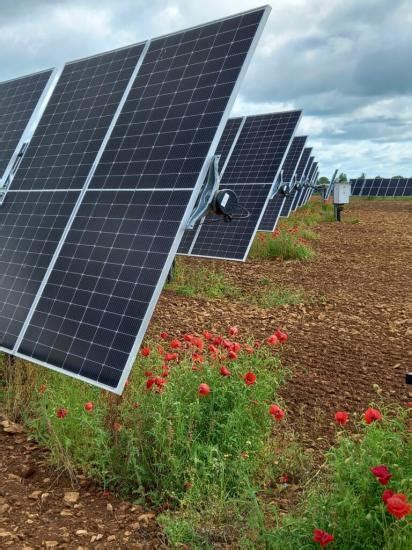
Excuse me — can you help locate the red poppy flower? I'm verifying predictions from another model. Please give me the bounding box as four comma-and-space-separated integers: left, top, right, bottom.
279, 473, 290, 484
141, 347, 151, 357
371, 465, 392, 485
164, 352, 178, 362
212, 336, 223, 346
203, 330, 213, 340
208, 344, 219, 355
385, 493, 411, 520
334, 411, 349, 425
274, 329, 288, 343
56, 407, 68, 419
364, 407, 382, 424
228, 350, 238, 360
244, 345, 254, 354
192, 352, 204, 363
170, 339, 182, 349
313, 529, 334, 547
269, 404, 285, 421
84, 402, 94, 412
192, 337, 204, 351
38, 384, 47, 394
198, 383, 211, 396
272, 229, 280, 238
244, 372, 256, 385
231, 342, 241, 353
184, 334, 193, 343
160, 331, 169, 340
220, 366, 231, 377
266, 334, 279, 345
253, 340, 261, 348
382, 489, 394, 504
228, 326, 239, 337
223, 339, 232, 350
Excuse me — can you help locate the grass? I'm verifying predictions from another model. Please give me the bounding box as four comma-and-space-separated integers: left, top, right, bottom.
256, 285, 305, 308
249, 230, 315, 261
166, 259, 240, 299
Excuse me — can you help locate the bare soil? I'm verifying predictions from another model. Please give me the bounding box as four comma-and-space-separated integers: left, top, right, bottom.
1, 199, 411, 548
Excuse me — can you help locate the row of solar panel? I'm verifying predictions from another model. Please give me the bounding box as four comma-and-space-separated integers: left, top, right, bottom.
350, 178, 412, 197
0, 7, 318, 394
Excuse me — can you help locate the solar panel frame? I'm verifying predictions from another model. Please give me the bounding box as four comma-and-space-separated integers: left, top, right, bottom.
8, 6, 271, 393
280, 146, 312, 217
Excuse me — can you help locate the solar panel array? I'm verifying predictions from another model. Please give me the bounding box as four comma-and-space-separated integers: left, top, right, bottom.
179, 109, 301, 260
258, 135, 307, 231
0, 6, 270, 393
280, 146, 312, 217
350, 177, 412, 197
0, 70, 53, 178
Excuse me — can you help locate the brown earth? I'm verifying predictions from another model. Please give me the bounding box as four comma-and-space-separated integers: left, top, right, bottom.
1, 199, 411, 548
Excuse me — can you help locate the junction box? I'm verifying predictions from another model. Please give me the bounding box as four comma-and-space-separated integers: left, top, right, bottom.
333, 181, 351, 222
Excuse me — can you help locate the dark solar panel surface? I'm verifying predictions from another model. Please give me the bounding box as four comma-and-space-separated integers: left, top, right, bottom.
295, 147, 311, 182
350, 178, 364, 195
0, 70, 52, 177
15, 8, 268, 391
385, 178, 398, 196
185, 110, 301, 259
0, 191, 79, 349
189, 183, 272, 259
220, 110, 302, 185
403, 178, 412, 196
216, 117, 243, 171
258, 135, 306, 230
10, 46, 145, 191
280, 187, 297, 217
257, 191, 286, 232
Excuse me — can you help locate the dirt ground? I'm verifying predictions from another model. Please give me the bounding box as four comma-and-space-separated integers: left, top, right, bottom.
1, 199, 411, 548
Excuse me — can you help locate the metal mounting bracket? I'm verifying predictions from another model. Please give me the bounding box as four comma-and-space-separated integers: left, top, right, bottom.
0, 141, 29, 205
186, 155, 221, 229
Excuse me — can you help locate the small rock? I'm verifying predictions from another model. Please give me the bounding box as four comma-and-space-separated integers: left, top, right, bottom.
1, 420, 23, 434
75, 530, 88, 536
107, 535, 116, 542
106, 503, 113, 512
29, 491, 42, 500
95, 534, 103, 541
41, 493, 50, 503
63, 491, 80, 506
43, 542, 59, 549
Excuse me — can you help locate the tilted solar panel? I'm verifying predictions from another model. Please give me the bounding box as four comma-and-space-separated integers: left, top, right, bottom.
258, 135, 307, 231
0, 70, 53, 179
280, 146, 311, 217
2, 7, 270, 393
361, 178, 375, 196
181, 110, 301, 260
0, 44, 147, 352
292, 155, 313, 211
350, 178, 364, 195
385, 177, 398, 197
403, 178, 412, 196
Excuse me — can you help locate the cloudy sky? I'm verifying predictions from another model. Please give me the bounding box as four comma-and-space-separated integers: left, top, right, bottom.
1, 0, 411, 178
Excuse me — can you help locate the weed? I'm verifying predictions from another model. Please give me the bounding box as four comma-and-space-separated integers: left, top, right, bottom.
256, 286, 305, 308
249, 230, 314, 261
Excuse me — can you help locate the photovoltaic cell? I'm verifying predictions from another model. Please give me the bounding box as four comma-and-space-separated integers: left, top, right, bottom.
10, 45, 145, 191
403, 178, 412, 196
215, 117, 243, 171
0, 70, 53, 177
183, 110, 301, 259
257, 192, 286, 232
13, 7, 269, 392
385, 178, 398, 197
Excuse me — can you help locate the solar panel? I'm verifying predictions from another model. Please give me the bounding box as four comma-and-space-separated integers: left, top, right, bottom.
385, 177, 398, 197
394, 177, 409, 196
280, 146, 311, 217
360, 178, 374, 196
0, 70, 53, 179
292, 155, 313, 211
0, 44, 147, 353
180, 110, 302, 260
258, 135, 307, 231
403, 178, 412, 196
3, 7, 270, 393
350, 178, 364, 195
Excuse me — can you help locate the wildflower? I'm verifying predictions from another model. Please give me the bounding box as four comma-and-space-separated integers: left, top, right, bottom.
141, 347, 151, 357
192, 337, 204, 351
184, 334, 193, 343
334, 411, 349, 425
56, 407, 68, 419
144, 371, 153, 377
231, 342, 241, 353
223, 339, 233, 349
258, 233, 265, 242
274, 329, 288, 343
385, 493, 411, 520
170, 339, 181, 349
164, 352, 178, 362
160, 331, 169, 340
84, 402, 94, 412
147, 376, 167, 391
198, 383, 211, 396
220, 366, 231, 377
272, 229, 280, 237
266, 333, 279, 345
244, 372, 256, 385
228, 326, 239, 337
371, 465, 392, 485
38, 384, 47, 394
279, 474, 290, 484
212, 336, 223, 346
203, 330, 213, 340
208, 344, 219, 355
364, 407, 382, 424
244, 344, 254, 354
192, 352, 204, 363
382, 489, 394, 504
313, 529, 334, 547
228, 350, 238, 360
269, 404, 285, 421
157, 344, 165, 355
